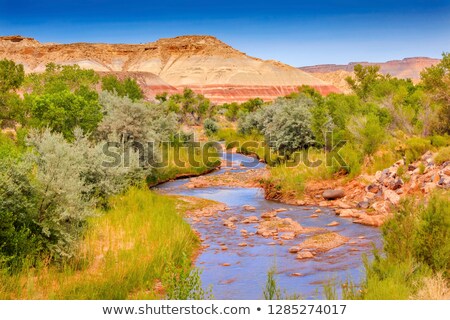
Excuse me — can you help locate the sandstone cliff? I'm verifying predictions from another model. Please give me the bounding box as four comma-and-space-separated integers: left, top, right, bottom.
0, 35, 339, 103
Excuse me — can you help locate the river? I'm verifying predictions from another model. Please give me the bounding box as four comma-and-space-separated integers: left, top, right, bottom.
156, 151, 381, 299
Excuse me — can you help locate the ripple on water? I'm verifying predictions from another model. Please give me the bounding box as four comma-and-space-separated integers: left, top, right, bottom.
157, 153, 381, 299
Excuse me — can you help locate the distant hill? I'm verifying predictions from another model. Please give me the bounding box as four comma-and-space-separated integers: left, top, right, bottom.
0, 35, 340, 103
299, 57, 440, 92
300, 57, 440, 81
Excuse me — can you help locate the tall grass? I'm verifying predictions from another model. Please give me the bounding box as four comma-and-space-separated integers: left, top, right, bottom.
0, 187, 201, 299
148, 144, 220, 186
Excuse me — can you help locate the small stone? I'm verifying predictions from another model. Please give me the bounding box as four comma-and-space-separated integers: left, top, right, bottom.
357, 201, 370, 209
238, 242, 248, 247
222, 263, 231, 266
296, 251, 315, 260
228, 216, 238, 222
221, 246, 228, 251
261, 210, 277, 219
327, 221, 340, 227
310, 214, 318, 218
289, 246, 300, 253
242, 205, 256, 211
367, 184, 380, 193
242, 216, 259, 224
315, 209, 322, 213
275, 208, 288, 212
296, 200, 306, 205
291, 273, 303, 277
280, 232, 295, 240
268, 242, 277, 246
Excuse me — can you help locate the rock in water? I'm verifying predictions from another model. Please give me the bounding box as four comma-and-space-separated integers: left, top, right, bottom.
322, 189, 345, 200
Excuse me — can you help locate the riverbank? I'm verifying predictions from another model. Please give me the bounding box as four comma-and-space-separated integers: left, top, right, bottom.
180, 149, 450, 228
0, 188, 224, 299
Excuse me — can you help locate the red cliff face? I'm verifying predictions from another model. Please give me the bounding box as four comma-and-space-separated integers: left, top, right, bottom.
0, 35, 340, 103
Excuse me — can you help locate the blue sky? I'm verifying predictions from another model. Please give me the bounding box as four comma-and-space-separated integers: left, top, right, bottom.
1, 0, 449, 65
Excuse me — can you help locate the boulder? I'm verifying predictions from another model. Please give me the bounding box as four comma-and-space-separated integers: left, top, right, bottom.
383, 189, 400, 205
322, 189, 345, 200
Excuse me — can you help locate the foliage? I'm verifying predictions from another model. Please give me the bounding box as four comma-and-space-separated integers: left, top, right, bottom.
162, 88, 215, 125
434, 146, 450, 165
362, 193, 450, 298
97, 91, 177, 143
203, 118, 219, 136
24, 64, 102, 139
263, 266, 283, 300
101, 75, 144, 101
163, 260, 213, 300
0, 189, 200, 299
346, 64, 383, 100
239, 96, 315, 155
420, 53, 450, 134
347, 113, 386, 155
29, 90, 102, 140
404, 137, 432, 163
0, 59, 25, 122
25, 63, 99, 95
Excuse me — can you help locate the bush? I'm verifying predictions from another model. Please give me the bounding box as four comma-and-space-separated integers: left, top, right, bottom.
413, 193, 450, 275
329, 143, 362, 178
404, 137, 432, 163
347, 113, 386, 155
203, 118, 219, 136
430, 135, 450, 148
362, 193, 450, 299
97, 91, 177, 143
434, 146, 450, 165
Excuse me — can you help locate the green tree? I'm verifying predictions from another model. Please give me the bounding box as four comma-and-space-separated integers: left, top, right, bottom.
420, 53, 450, 134
0, 59, 25, 122
29, 90, 102, 140
346, 64, 383, 100
101, 75, 144, 101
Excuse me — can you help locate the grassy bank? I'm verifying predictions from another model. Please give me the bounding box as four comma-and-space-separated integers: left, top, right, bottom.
148, 144, 221, 186
0, 187, 201, 299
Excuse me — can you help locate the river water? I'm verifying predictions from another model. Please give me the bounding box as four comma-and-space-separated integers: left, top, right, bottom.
156, 151, 381, 299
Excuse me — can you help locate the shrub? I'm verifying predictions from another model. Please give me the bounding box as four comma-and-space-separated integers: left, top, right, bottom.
347, 113, 386, 155
413, 193, 450, 275
329, 143, 362, 178
434, 146, 450, 165
203, 118, 219, 136
430, 135, 450, 148
239, 96, 315, 155
97, 91, 177, 143
404, 137, 432, 163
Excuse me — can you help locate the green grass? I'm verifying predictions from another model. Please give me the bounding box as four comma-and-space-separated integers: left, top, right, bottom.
148, 144, 220, 186
0, 187, 201, 299
434, 146, 450, 165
